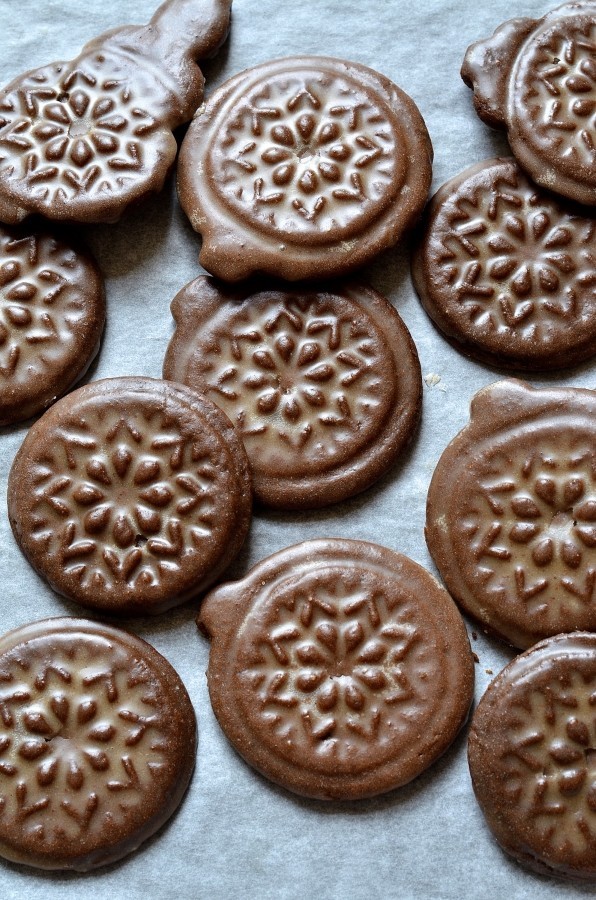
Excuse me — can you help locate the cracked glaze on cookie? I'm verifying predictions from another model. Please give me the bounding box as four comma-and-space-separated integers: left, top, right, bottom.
178, 56, 432, 280
462, 3, 596, 205
412, 158, 596, 369
163, 277, 421, 509
0, 0, 232, 223
0, 226, 104, 425
469, 633, 596, 881
7, 377, 252, 615
198, 540, 473, 799
426, 379, 596, 649
0, 617, 196, 870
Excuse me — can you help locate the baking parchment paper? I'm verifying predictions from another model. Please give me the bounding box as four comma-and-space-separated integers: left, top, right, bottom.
0, 0, 594, 897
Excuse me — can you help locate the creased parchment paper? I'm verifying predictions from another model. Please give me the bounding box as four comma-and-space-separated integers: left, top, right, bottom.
0, 1, 594, 897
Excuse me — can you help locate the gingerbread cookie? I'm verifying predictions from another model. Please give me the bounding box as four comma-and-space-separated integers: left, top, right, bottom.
469, 632, 596, 881
8, 377, 252, 615
163, 277, 422, 509
411, 157, 596, 370
462, 3, 596, 206
198, 539, 474, 800
0, 617, 196, 871
177, 56, 433, 280
0, 225, 105, 426
0, 0, 232, 224
426, 379, 596, 649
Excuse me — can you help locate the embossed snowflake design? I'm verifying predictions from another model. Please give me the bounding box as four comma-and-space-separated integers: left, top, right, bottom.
211, 70, 400, 239
0, 641, 167, 837
30, 410, 219, 591
521, 24, 596, 168
439, 173, 595, 332
239, 575, 429, 765
469, 441, 596, 613
0, 234, 88, 384
194, 295, 390, 475
502, 672, 596, 851
0, 59, 167, 210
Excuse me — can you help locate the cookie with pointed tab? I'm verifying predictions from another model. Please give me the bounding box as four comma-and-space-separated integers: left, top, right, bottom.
177, 56, 433, 281
198, 539, 474, 800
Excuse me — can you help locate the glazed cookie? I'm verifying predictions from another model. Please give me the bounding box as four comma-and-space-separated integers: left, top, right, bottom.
177, 56, 433, 281
0, 617, 196, 871
469, 632, 596, 881
0, 225, 105, 426
426, 379, 596, 649
8, 377, 252, 615
163, 277, 422, 509
462, 3, 596, 206
411, 158, 596, 370
198, 539, 474, 800
0, 0, 232, 224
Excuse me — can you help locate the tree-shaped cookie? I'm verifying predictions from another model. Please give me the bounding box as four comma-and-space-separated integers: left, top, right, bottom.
0, 0, 231, 223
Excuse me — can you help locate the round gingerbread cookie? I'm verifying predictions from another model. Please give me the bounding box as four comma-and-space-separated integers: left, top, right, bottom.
0, 0, 231, 224
8, 377, 252, 615
163, 277, 422, 509
177, 56, 433, 281
426, 379, 596, 650
469, 632, 596, 881
0, 225, 105, 426
0, 616, 196, 871
198, 539, 474, 800
462, 3, 596, 206
411, 158, 596, 370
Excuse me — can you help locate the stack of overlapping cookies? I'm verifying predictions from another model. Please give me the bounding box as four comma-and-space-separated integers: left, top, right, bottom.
0, 0, 594, 887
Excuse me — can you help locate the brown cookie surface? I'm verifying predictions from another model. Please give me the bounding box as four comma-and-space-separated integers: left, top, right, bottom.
8, 377, 252, 615
198, 539, 474, 800
163, 277, 421, 509
462, 3, 596, 206
426, 379, 596, 649
0, 616, 196, 871
177, 56, 433, 281
469, 632, 596, 881
411, 157, 596, 370
0, 0, 231, 224
0, 225, 105, 425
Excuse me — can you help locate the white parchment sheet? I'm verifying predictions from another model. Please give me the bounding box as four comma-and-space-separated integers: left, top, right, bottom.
0, 0, 594, 897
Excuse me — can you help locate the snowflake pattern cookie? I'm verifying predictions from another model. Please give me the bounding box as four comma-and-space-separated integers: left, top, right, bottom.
163, 277, 421, 509
0, 0, 231, 224
426, 379, 596, 649
412, 158, 596, 370
469, 632, 596, 881
198, 539, 474, 800
7, 377, 252, 615
0, 617, 196, 870
462, 2, 596, 205
177, 56, 433, 280
0, 225, 104, 425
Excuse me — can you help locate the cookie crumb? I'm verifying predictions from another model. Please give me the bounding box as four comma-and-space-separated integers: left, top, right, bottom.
424, 372, 446, 392
485, 668, 493, 675
472, 652, 480, 664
